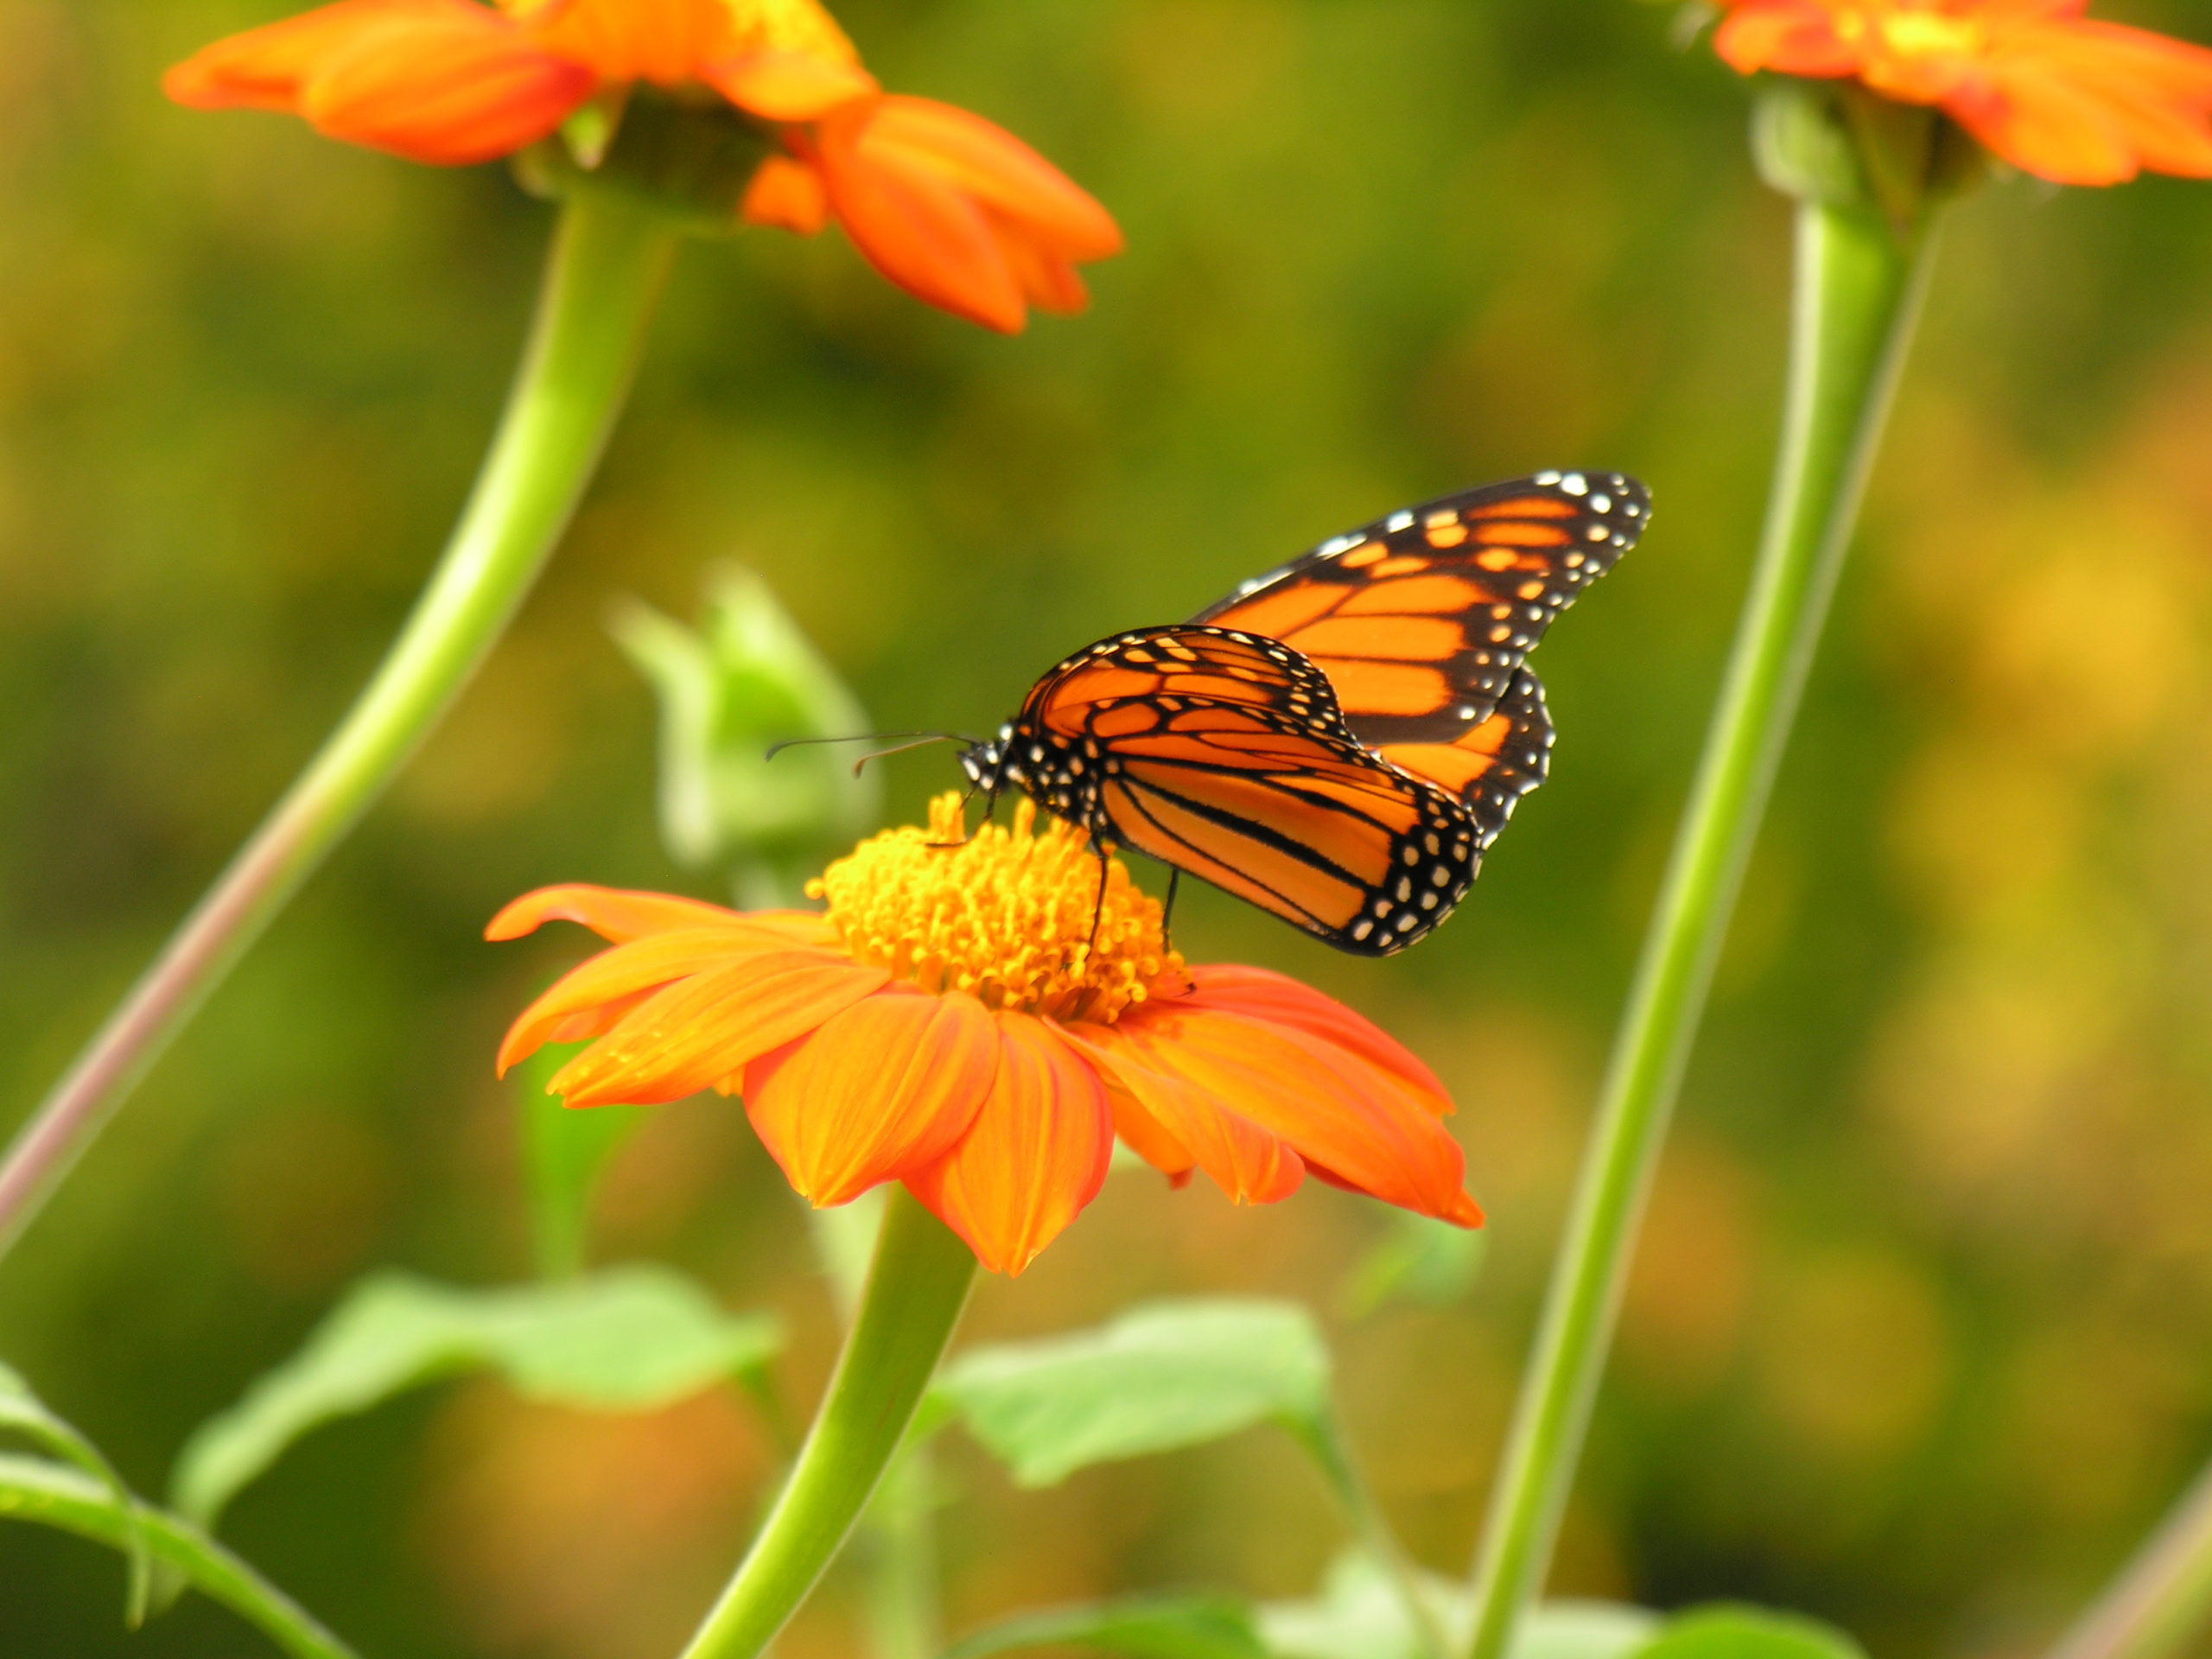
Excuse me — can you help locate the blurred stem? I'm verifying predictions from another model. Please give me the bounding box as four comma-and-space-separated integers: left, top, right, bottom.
858, 1445, 944, 1659
0, 1455, 355, 1659
0, 193, 677, 1258
679, 1187, 976, 1659
1459, 197, 1936, 1659
2050, 1458, 2212, 1659
1293, 1409, 1446, 1659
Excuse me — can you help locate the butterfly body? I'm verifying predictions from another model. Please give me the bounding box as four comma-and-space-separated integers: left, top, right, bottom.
962, 472, 1650, 955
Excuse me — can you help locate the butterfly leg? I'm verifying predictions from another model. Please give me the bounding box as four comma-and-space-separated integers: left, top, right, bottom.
1161, 868, 1181, 951
1085, 841, 1111, 954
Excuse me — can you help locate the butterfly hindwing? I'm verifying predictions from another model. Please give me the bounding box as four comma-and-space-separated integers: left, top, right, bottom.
1372, 666, 1553, 848
1192, 471, 1647, 747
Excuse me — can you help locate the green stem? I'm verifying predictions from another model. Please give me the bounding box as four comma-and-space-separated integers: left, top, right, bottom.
0, 192, 677, 1257
807, 1189, 946, 1659
1458, 197, 1936, 1659
0, 1455, 355, 1659
2050, 1459, 2212, 1659
1296, 1409, 1446, 1659
679, 1187, 977, 1659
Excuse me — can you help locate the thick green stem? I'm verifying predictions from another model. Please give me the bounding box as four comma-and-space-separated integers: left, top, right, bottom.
2050, 1459, 2212, 1659
1458, 198, 1936, 1659
679, 1187, 977, 1659
0, 192, 677, 1256
807, 1189, 947, 1659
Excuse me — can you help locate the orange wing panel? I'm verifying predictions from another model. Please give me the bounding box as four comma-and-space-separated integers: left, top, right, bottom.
1289, 616, 1463, 661
1303, 660, 1449, 717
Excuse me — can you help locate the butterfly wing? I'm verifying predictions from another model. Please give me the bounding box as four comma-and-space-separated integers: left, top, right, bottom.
1371, 665, 1553, 852
1192, 472, 1646, 791
1022, 627, 1478, 955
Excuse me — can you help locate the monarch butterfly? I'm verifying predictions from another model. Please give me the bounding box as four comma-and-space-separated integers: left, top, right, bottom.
959, 471, 1650, 954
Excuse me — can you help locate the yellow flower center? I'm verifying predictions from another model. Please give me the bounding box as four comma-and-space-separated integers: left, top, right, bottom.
1833, 3, 1981, 62
809, 792, 1187, 1023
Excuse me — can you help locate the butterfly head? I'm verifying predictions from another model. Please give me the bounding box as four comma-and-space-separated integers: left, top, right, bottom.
958, 722, 1017, 795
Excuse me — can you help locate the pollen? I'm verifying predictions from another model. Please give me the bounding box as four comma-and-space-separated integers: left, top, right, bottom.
809, 792, 1187, 1022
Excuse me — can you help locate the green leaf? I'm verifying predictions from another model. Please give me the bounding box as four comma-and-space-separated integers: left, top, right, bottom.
934, 1300, 1332, 1488
1521, 1603, 1668, 1659
1261, 1551, 1445, 1659
613, 564, 878, 904
173, 1266, 780, 1530
0, 1360, 149, 1624
1259, 1551, 1656, 1659
0, 1454, 354, 1659
938, 1594, 1268, 1659
1633, 1606, 1866, 1659
520, 1039, 648, 1280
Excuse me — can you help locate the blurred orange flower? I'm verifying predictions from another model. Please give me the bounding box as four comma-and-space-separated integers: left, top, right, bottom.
163, 0, 1119, 331
1713, 0, 2212, 185
491, 795, 1482, 1276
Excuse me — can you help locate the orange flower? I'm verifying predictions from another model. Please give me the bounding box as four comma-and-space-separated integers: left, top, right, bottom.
741, 99, 1123, 332
491, 795, 1483, 1276
1713, 0, 2212, 185
163, 0, 1119, 331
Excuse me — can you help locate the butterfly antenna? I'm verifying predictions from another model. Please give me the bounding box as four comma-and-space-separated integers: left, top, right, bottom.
763, 730, 974, 763
847, 734, 966, 776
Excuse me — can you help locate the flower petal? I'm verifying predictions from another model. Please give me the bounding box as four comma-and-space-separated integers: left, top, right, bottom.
810, 111, 1028, 333
986, 220, 1091, 317
1713, 2, 1864, 78
1955, 54, 2142, 180
548, 950, 887, 1106
517, 0, 734, 84
1112, 1001, 1480, 1225
1063, 1022, 1304, 1207
300, 7, 594, 163
743, 989, 1000, 1205
1183, 965, 1452, 1115
164, 0, 458, 112
741, 152, 833, 233
497, 926, 845, 1073
486, 883, 827, 946
905, 1014, 1113, 1275
709, 48, 877, 121
1972, 19, 2212, 181
847, 97, 1122, 259
170, 0, 596, 165
1103, 1073, 1198, 1184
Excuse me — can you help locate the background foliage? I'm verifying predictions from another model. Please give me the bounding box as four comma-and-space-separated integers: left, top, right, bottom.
4, 0, 2212, 1655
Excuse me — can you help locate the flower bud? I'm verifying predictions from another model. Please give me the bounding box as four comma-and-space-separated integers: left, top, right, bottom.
613, 566, 879, 907
1751, 78, 1986, 237
515, 87, 775, 235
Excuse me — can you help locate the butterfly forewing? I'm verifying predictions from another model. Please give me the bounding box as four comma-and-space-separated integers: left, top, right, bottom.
1192, 471, 1647, 749
1011, 627, 1479, 955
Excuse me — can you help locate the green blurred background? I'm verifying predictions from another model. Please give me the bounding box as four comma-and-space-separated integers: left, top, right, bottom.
5, 0, 2212, 1654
